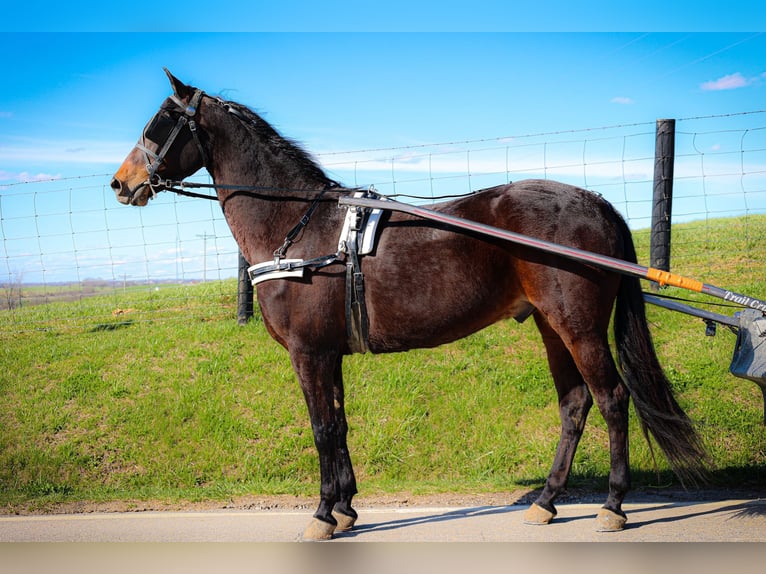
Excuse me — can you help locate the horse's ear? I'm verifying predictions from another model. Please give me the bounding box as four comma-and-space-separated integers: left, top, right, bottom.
163, 68, 192, 98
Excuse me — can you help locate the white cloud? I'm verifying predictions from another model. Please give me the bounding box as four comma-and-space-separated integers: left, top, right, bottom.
0, 170, 62, 183
18, 171, 62, 182
610, 97, 634, 105
700, 72, 750, 91
0, 138, 134, 165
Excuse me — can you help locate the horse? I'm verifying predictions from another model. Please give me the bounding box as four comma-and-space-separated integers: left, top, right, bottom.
111, 69, 708, 540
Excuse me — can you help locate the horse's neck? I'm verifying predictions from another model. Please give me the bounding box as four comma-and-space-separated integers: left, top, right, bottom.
205, 115, 335, 265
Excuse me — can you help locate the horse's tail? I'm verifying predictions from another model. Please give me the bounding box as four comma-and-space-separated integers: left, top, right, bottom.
613, 220, 709, 486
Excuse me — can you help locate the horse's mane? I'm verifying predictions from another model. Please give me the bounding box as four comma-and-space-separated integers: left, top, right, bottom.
216, 97, 340, 188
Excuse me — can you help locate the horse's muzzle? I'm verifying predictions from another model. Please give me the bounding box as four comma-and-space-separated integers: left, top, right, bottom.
111, 177, 150, 206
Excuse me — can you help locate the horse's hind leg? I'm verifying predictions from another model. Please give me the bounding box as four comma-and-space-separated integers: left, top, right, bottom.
567, 334, 631, 531
587, 360, 631, 531
524, 315, 593, 525
331, 356, 358, 531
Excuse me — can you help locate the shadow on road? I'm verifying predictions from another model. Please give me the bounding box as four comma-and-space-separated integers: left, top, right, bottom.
335, 505, 520, 538
335, 498, 766, 539
627, 499, 766, 529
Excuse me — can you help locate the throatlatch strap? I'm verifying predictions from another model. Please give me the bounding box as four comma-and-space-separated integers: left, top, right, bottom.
273, 189, 327, 260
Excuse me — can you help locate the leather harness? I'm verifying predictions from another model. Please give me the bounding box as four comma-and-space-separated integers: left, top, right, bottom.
247, 189, 386, 355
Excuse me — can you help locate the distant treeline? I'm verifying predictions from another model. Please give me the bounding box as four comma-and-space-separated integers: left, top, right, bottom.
0, 279, 201, 311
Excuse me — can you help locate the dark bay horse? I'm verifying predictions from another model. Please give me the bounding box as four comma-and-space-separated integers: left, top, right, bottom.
111, 70, 707, 540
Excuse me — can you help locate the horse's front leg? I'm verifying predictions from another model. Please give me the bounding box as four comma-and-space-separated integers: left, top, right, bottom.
331, 355, 358, 532
291, 349, 342, 541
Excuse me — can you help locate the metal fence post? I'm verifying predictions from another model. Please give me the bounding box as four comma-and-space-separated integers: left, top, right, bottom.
237, 251, 253, 325
650, 118, 676, 290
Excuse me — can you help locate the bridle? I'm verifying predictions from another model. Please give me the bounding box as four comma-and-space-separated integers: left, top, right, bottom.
127, 87, 376, 352
133, 90, 346, 263
135, 88, 208, 198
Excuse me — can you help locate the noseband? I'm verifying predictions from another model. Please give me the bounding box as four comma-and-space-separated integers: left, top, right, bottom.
135, 88, 208, 198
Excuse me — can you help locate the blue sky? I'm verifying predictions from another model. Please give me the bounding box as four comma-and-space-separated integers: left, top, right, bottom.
1, 1, 764, 33
2, 3, 766, 283
2, 31, 766, 180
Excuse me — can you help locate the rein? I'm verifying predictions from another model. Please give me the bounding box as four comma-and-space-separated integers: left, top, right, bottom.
155, 177, 336, 201
155, 176, 338, 260
153, 176, 347, 287
157, 177, 477, 203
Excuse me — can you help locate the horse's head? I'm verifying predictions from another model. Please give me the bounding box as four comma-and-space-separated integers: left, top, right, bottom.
111, 69, 208, 206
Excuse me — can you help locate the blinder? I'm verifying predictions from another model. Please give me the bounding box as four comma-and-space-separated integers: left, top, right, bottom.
142, 110, 176, 144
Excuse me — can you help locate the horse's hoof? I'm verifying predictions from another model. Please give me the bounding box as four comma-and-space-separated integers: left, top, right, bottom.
596, 508, 627, 532
302, 517, 336, 541
332, 509, 357, 532
523, 503, 556, 525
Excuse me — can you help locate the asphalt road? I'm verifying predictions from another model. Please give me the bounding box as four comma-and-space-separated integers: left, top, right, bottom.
2, 499, 765, 574
2, 498, 764, 542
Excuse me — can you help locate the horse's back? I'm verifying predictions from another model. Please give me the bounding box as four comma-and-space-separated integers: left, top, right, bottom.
363, 179, 631, 352
448, 179, 627, 250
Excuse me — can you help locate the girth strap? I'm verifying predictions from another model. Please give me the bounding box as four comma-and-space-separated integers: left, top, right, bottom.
344, 205, 371, 355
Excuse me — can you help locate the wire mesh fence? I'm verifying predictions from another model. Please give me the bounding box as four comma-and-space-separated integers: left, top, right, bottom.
2, 111, 765, 333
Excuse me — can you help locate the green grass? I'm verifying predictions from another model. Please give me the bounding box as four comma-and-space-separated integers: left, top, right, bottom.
1, 216, 766, 510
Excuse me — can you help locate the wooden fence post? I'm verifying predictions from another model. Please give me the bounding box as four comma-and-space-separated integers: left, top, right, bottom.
237, 251, 253, 325
650, 118, 676, 290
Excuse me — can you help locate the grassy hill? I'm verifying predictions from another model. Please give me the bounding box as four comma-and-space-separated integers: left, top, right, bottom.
1, 216, 765, 510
